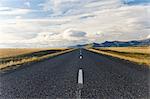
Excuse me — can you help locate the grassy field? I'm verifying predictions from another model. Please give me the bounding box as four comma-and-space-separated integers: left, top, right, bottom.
0, 48, 72, 70
89, 47, 150, 66
0, 48, 67, 58
103, 47, 150, 54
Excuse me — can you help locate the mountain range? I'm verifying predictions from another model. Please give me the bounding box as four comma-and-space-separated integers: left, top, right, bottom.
69, 38, 150, 48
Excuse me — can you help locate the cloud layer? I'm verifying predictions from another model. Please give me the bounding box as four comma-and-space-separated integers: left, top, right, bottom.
0, 0, 149, 47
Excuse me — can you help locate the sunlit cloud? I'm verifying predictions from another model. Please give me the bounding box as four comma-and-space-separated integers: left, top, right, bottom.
0, 0, 149, 47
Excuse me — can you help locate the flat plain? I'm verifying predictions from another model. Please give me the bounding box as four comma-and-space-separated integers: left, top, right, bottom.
90, 47, 150, 66
0, 48, 68, 69
0, 48, 67, 58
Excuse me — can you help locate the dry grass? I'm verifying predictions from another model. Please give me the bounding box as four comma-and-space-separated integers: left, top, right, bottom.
104, 47, 150, 54
0, 48, 66, 58
88, 47, 150, 66
0, 48, 73, 70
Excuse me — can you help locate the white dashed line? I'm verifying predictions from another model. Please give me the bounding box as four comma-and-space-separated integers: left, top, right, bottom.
76, 69, 83, 99
79, 55, 83, 59
78, 69, 83, 84
79, 49, 82, 55
79, 49, 83, 59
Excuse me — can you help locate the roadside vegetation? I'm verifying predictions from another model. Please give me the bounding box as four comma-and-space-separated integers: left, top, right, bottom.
89, 47, 150, 66
0, 48, 73, 70
0, 48, 67, 58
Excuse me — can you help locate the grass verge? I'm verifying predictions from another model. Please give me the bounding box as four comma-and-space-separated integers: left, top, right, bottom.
0, 49, 74, 70
0, 48, 61, 58
88, 47, 150, 66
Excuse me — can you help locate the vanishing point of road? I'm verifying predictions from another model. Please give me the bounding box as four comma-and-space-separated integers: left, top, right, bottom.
0, 49, 149, 99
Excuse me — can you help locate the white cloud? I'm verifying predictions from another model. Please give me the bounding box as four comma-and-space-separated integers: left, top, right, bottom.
0, 7, 32, 15
0, 0, 149, 47
62, 29, 87, 40
147, 34, 150, 39
15, 16, 22, 19
43, 0, 122, 16
0, 28, 89, 47
25, 29, 88, 47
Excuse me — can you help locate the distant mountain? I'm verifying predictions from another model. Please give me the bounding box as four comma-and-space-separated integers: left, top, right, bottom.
100, 39, 150, 47
140, 39, 150, 45
69, 39, 150, 48
69, 43, 101, 48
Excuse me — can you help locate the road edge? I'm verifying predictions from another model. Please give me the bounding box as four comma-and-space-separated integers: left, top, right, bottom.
0, 49, 75, 72
86, 48, 150, 68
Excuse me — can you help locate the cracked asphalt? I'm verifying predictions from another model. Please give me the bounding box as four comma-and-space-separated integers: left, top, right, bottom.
0, 49, 149, 99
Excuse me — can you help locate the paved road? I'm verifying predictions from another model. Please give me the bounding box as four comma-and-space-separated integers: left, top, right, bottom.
0, 49, 149, 99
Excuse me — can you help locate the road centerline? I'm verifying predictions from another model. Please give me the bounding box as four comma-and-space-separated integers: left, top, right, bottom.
78, 69, 83, 84
77, 69, 84, 99
79, 55, 83, 59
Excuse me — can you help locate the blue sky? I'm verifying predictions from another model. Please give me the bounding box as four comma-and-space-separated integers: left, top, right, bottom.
123, 0, 150, 5
0, 0, 150, 48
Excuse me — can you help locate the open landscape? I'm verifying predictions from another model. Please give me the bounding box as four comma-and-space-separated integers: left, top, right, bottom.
0, 48, 66, 58
0, 48, 71, 70
0, 0, 150, 98
89, 46, 150, 66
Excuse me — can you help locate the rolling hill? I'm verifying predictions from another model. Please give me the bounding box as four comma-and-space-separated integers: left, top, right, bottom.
69, 39, 150, 48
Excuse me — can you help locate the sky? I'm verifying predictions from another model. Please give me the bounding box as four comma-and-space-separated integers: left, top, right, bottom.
0, 0, 150, 48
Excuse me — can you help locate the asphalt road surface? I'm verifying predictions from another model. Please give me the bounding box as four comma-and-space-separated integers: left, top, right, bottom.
0, 49, 149, 99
